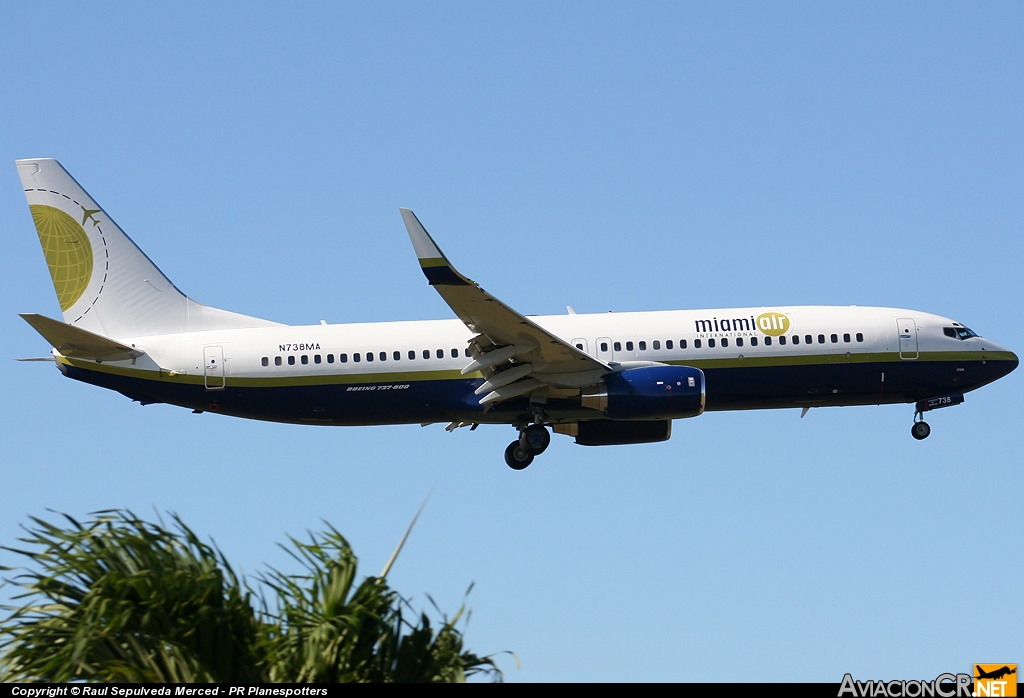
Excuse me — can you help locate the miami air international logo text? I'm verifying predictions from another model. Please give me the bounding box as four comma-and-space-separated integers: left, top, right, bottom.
694, 311, 791, 337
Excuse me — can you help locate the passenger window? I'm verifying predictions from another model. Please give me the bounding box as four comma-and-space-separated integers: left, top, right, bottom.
314, 355, 321, 364
805, 335, 812, 344
856, 333, 864, 342
327, 354, 334, 364
721, 338, 728, 348
366, 352, 373, 362
736, 337, 743, 347
600, 342, 608, 352
261, 357, 268, 367
288, 356, 296, 365
694, 339, 702, 348
779, 336, 787, 345
750, 336, 758, 346
764, 336, 772, 346
708, 338, 716, 348
353, 353, 361, 363
275, 356, 282, 366
666, 340, 673, 349
575, 343, 583, 350
626, 341, 634, 351
436, 349, 443, 359
375, 352, 383, 361
614, 342, 622, 351
831, 334, 838, 343
818, 334, 825, 344
843, 333, 851, 343
680, 339, 687, 349
301, 355, 309, 365
340, 353, 348, 363
792, 335, 799, 345
423, 349, 430, 359
653, 340, 660, 350
409, 350, 416, 360
638, 341, 646, 351
451, 348, 458, 358
465, 348, 471, 357
394, 351, 401, 361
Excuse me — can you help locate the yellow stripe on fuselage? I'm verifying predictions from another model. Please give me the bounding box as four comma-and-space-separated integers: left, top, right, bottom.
59, 355, 473, 387
59, 350, 1015, 389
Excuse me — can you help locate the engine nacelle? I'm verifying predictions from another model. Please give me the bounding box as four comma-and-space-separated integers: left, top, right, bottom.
581, 365, 705, 420
555, 419, 672, 446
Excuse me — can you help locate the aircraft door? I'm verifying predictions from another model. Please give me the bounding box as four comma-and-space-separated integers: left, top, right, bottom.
596, 337, 613, 362
571, 338, 589, 356
896, 318, 919, 360
204, 346, 226, 390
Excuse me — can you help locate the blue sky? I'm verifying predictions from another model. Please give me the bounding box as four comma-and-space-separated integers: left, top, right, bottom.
1, 2, 1021, 682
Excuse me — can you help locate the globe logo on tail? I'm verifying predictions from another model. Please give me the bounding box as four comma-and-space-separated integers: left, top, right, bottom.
29, 204, 94, 311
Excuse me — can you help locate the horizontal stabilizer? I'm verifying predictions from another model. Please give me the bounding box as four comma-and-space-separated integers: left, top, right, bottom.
20, 313, 143, 361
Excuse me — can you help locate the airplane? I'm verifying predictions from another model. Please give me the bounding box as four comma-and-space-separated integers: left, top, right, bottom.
79, 205, 101, 227
975, 666, 1016, 681
15, 158, 1019, 469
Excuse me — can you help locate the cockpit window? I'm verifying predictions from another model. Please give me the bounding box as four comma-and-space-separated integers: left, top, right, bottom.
945, 326, 980, 340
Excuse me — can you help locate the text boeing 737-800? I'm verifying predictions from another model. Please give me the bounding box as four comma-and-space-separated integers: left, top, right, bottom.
16, 158, 1018, 469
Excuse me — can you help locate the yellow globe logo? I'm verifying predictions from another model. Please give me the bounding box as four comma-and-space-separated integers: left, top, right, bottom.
30, 205, 94, 311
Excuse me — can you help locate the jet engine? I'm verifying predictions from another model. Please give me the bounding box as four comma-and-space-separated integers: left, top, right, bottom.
581, 365, 705, 420
555, 419, 673, 446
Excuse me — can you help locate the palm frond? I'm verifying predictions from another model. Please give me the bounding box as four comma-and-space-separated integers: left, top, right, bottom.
1, 509, 506, 683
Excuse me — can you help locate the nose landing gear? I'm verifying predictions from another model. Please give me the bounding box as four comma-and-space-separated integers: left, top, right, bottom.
911, 419, 931, 440
910, 393, 964, 441
504, 421, 551, 470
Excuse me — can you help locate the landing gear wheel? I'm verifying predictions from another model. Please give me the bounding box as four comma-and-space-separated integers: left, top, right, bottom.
504, 440, 534, 470
520, 424, 551, 455
911, 421, 931, 440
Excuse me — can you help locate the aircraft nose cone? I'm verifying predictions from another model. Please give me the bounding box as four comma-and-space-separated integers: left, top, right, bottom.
1007, 351, 1019, 374
991, 346, 1018, 379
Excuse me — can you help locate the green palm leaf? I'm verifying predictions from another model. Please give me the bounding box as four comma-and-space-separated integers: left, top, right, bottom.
0, 509, 505, 683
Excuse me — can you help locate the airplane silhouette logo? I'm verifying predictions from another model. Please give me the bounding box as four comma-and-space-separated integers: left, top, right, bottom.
80, 205, 101, 227
976, 666, 1016, 681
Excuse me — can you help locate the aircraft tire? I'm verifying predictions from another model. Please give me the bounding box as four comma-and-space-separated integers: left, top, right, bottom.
911, 421, 931, 440
520, 424, 551, 455
505, 441, 534, 470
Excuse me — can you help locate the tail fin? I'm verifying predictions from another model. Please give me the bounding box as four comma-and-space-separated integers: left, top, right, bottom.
17, 158, 279, 338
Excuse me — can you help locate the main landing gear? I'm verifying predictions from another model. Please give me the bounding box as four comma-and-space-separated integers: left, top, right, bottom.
504, 422, 551, 470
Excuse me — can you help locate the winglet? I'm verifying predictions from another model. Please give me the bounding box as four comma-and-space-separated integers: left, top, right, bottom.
20, 313, 143, 361
397, 208, 611, 397
399, 209, 472, 287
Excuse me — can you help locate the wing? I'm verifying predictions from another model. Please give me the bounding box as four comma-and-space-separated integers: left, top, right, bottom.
400, 209, 610, 405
